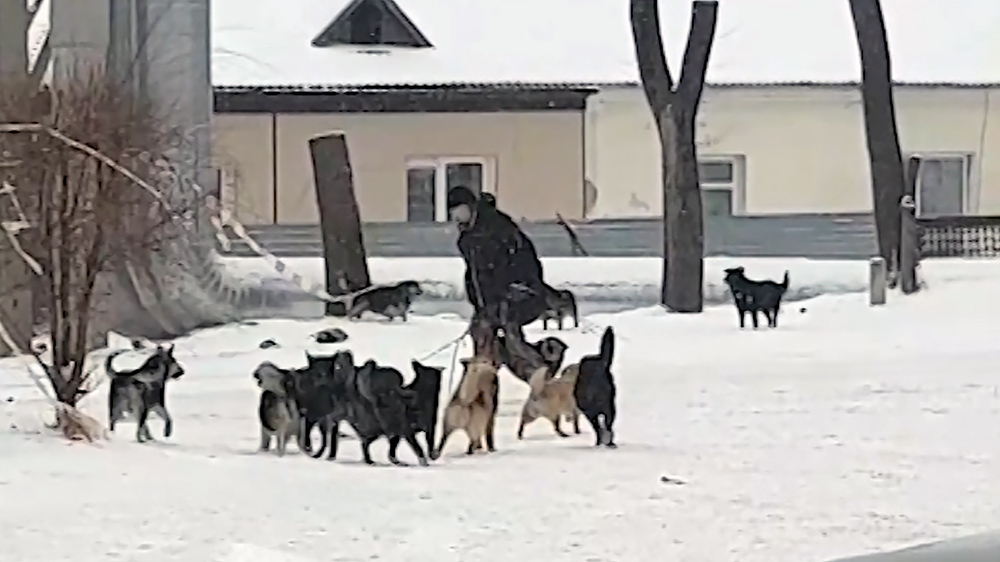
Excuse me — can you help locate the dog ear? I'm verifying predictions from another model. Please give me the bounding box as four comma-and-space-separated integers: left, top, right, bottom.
411, 359, 423, 371
166, 344, 175, 356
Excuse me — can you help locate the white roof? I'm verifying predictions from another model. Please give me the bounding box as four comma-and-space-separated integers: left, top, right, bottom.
212, 0, 1000, 89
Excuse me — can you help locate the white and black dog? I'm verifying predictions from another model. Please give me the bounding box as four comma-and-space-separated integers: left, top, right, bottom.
106, 345, 185, 443
252, 361, 301, 456
347, 281, 423, 321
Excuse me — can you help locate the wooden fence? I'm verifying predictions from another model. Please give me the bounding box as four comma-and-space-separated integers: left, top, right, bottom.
917, 216, 1000, 258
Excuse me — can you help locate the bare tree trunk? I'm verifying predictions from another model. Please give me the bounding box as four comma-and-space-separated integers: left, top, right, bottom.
849, 0, 906, 272
309, 133, 371, 316
899, 156, 921, 294
631, 0, 717, 313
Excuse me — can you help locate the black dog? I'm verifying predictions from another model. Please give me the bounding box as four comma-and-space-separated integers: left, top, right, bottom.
403, 360, 443, 459
294, 353, 349, 459
106, 345, 186, 443
722, 267, 790, 329
540, 285, 578, 330
573, 327, 617, 448
297, 352, 428, 466
347, 281, 423, 321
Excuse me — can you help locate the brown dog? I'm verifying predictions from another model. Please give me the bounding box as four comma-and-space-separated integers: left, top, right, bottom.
431, 356, 499, 459
517, 362, 581, 439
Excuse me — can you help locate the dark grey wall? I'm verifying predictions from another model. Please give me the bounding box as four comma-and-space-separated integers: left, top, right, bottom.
220, 213, 878, 259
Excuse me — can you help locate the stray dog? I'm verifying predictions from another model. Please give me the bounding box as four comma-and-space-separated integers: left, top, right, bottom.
723, 266, 790, 329
106, 345, 185, 443
497, 334, 568, 384
432, 356, 498, 459
540, 285, 578, 330
573, 327, 617, 448
253, 362, 300, 456
295, 352, 351, 459
347, 281, 423, 321
297, 352, 428, 466
403, 360, 443, 457
517, 362, 581, 439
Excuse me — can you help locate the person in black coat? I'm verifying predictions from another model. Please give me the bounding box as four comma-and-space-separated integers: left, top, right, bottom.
447, 187, 547, 367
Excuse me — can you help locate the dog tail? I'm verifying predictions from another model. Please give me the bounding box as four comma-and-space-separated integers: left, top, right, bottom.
780, 270, 790, 291
598, 327, 615, 370
356, 360, 378, 404
104, 349, 127, 377
527, 365, 549, 397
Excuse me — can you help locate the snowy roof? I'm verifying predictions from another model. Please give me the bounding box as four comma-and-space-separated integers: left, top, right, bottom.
211, 0, 1000, 89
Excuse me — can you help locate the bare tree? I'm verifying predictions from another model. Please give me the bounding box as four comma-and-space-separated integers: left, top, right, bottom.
0, 72, 191, 439
631, 0, 718, 313
849, 0, 907, 277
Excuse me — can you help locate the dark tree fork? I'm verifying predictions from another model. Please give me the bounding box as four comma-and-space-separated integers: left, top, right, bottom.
630, 0, 718, 313
849, 0, 908, 283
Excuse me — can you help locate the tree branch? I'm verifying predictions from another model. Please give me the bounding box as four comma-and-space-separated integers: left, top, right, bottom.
675, 1, 719, 109
630, 0, 674, 111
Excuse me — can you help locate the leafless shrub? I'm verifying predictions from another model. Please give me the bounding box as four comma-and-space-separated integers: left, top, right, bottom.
0, 71, 193, 440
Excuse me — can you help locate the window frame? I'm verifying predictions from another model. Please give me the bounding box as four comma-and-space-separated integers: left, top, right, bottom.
405, 156, 492, 222
903, 152, 973, 217
698, 155, 746, 217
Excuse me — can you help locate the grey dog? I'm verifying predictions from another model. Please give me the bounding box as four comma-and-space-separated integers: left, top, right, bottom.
253, 361, 301, 457
106, 345, 186, 443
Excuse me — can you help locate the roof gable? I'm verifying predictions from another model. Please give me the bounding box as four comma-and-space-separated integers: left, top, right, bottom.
212, 0, 1000, 89
312, 0, 432, 48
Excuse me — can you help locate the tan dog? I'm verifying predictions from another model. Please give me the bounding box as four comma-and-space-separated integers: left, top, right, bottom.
431, 356, 499, 459
517, 362, 581, 439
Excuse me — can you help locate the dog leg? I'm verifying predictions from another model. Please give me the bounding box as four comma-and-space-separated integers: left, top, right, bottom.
388, 435, 406, 466
751, 309, 760, 329
360, 436, 378, 465
136, 406, 152, 443
551, 415, 569, 438
300, 417, 314, 455
585, 413, 602, 447
571, 410, 581, 434
542, 317, 549, 330
485, 386, 498, 453
152, 405, 173, 438
326, 420, 340, 461
432, 425, 455, 460
738, 309, 746, 329
276, 426, 288, 457
602, 404, 618, 448
259, 426, 272, 452
424, 426, 436, 460
764, 309, 774, 328
771, 304, 780, 327
466, 432, 480, 455
517, 404, 534, 439
403, 432, 429, 467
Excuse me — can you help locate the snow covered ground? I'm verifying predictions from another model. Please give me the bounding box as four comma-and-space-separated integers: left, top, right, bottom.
3, 259, 1000, 562
219, 255, 1000, 304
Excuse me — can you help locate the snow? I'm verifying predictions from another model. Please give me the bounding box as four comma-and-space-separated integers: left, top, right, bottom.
217, 255, 1000, 305
211, 0, 1000, 88
3, 260, 1000, 561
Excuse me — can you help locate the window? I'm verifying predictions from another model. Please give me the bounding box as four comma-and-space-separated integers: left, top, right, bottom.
406, 158, 489, 222
699, 157, 742, 217
406, 166, 436, 222
905, 153, 970, 217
